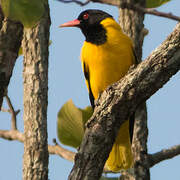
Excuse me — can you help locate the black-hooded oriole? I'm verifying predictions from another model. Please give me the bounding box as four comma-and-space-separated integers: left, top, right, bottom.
60, 9, 136, 172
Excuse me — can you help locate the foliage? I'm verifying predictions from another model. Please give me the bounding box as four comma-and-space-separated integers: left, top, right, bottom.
1, 0, 45, 28
146, 0, 171, 8
57, 99, 93, 148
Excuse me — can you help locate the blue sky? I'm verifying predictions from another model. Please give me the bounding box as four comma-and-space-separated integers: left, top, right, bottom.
0, 0, 180, 179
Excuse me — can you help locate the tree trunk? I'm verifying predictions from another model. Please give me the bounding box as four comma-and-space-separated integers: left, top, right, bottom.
0, 9, 23, 109
118, 0, 150, 179
22, 2, 51, 180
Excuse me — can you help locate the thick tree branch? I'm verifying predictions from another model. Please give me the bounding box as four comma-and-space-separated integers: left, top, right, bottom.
58, 0, 180, 21
148, 145, 180, 168
68, 23, 180, 180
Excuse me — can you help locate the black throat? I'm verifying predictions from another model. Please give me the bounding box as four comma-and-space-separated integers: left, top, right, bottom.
81, 24, 107, 45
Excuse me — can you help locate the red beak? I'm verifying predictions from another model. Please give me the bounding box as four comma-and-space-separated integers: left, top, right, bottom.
59, 19, 80, 28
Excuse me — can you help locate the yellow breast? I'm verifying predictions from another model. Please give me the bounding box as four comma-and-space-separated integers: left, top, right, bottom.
81, 18, 135, 99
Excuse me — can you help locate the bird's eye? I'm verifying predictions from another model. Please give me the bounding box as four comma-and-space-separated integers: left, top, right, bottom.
83, 13, 89, 20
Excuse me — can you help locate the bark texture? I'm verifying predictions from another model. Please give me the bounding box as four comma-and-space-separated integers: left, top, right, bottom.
22, 2, 50, 180
119, 0, 146, 60
0, 9, 23, 109
68, 23, 180, 180
118, 0, 149, 179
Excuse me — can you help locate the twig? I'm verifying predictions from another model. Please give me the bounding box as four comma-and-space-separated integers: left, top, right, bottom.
120, 2, 180, 22
56, 0, 90, 6
58, 0, 180, 21
1, 107, 11, 113
148, 144, 180, 167
5, 95, 20, 130
90, 0, 120, 6
49, 139, 75, 162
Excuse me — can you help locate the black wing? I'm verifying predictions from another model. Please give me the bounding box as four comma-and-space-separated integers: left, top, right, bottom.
129, 113, 135, 143
83, 62, 95, 109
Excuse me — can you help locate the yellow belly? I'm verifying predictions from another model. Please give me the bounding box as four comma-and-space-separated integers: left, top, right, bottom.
81, 41, 134, 99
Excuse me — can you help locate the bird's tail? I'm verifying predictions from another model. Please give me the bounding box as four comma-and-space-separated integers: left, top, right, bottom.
105, 120, 133, 172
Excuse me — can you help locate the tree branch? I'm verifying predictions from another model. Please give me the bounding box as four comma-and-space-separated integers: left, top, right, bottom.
0, 17, 23, 109
120, 2, 180, 22
4, 95, 20, 130
58, 0, 180, 22
0, 93, 75, 164
68, 23, 180, 180
0, 129, 75, 162
0, 130, 24, 142
148, 145, 180, 168
49, 139, 75, 162
56, 0, 90, 6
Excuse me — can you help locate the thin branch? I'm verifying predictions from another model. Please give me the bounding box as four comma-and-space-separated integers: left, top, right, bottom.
0, 130, 24, 142
58, 0, 180, 21
148, 145, 180, 168
5, 95, 19, 130
1, 107, 11, 113
1, 94, 75, 163
90, 0, 120, 6
120, 2, 180, 22
0, 129, 75, 162
49, 139, 75, 162
56, 0, 90, 6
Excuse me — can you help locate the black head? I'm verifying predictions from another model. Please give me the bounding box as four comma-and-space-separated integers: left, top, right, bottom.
60, 9, 113, 45
77, 9, 112, 28
77, 10, 112, 44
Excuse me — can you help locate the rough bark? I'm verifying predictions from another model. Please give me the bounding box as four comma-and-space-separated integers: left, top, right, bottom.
68, 23, 180, 180
118, 0, 149, 179
22, 2, 51, 180
0, 9, 23, 109
119, 0, 145, 60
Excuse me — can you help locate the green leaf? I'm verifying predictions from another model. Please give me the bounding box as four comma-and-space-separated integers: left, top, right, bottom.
57, 100, 93, 148
57, 100, 84, 148
146, 0, 171, 8
1, 0, 45, 28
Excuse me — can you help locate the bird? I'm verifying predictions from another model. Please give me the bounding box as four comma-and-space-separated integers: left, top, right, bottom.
60, 9, 136, 172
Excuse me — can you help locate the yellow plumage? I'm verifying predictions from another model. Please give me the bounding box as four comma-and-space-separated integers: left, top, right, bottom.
81, 18, 135, 171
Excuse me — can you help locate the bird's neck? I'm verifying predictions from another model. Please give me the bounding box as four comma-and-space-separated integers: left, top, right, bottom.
81, 24, 107, 45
